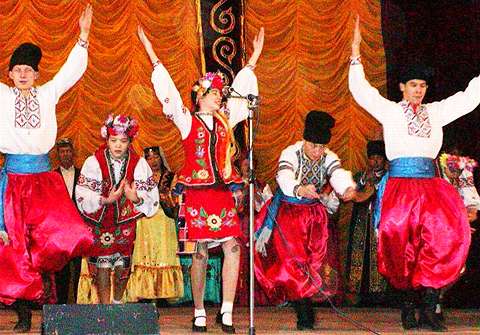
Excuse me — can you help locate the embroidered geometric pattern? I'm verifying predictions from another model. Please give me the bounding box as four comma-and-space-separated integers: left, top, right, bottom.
77, 174, 104, 192
400, 101, 431, 138
135, 175, 157, 192
300, 153, 327, 188
14, 88, 41, 129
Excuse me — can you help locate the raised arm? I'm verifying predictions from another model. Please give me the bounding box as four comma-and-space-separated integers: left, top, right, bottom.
227, 27, 264, 127
43, 4, 91, 102
138, 26, 192, 139
348, 16, 395, 124
429, 75, 480, 126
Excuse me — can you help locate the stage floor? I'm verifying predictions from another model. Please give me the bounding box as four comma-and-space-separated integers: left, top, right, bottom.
0, 306, 479, 334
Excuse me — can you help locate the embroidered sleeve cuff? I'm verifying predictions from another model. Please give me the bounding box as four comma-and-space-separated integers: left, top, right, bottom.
293, 184, 302, 199
153, 60, 161, 69
77, 37, 89, 49
350, 55, 361, 65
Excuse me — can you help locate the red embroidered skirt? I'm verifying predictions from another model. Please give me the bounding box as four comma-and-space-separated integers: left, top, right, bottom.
183, 186, 240, 240
0, 171, 93, 304
254, 200, 335, 303
377, 177, 471, 290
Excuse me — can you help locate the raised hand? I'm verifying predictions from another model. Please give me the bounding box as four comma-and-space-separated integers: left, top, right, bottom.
352, 14, 361, 58
79, 4, 93, 41
137, 25, 159, 64
101, 180, 125, 205
247, 27, 264, 67
137, 26, 152, 50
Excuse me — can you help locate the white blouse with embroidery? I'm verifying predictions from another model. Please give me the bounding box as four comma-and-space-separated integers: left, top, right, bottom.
0, 42, 88, 155
276, 141, 355, 199
151, 63, 258, 137
75, 154, 159, 217
349, 63, 480, 160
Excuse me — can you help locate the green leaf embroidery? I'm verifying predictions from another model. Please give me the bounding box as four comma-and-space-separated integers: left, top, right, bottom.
200, 207, 208, 218
196, 159, 207, 168
220, 208, 226, 219
194, 138, 205, 144
115, 228, 121, 236
192, 170, 198, 178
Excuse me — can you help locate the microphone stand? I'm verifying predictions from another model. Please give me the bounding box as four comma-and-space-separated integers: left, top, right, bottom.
225, 87, 259, 335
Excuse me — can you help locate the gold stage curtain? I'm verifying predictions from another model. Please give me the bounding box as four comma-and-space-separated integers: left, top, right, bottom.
244, 0, 386, 183
0, 1, 385, 179
0, 0, 201, 171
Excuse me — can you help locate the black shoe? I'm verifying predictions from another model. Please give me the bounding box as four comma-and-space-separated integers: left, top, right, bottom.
419, 288, 447, 332
13, 309, 32, 333
400, 290, 418, 330
401, 302, 418, 330
297, 321, 314, 331
293, 298, 315, 331
216, 312, 236, 333
192, 316, 207, 333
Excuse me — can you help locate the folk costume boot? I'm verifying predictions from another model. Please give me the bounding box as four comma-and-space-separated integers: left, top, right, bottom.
13, 300, 32, 333
418, 288, 447, 332
293, 298, 315, 330
401, 290, 418, 330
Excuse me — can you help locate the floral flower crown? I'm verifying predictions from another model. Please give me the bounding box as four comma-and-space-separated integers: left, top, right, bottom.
101, 114, 139, 139
191, 71, 225, 100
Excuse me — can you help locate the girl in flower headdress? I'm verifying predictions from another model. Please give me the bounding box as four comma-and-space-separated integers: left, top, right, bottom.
75, 114, 159, 304
138, 26, 264, 333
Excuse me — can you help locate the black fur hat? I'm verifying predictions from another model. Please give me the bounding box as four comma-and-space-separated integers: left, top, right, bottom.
303, 110, 335, 144
9, 43, 42, 71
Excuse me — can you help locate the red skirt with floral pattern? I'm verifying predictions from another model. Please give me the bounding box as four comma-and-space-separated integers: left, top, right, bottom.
183, 186, 240, 240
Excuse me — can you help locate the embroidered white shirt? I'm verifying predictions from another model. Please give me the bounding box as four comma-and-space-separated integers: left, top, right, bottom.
0, 42, 88, 154
75, 154, 159, 217
349, 63, 480, 160
276, 141, 355, 198
151, 64, 258, 138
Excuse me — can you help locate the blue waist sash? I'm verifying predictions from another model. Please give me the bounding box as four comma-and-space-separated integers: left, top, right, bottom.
372, 157, 435, 230
255, 188, 316, 237
0, 154, 51, 233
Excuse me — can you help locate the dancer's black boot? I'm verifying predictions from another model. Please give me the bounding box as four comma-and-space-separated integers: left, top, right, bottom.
401, 290, 418, 330
293, 298, 314, 330
13, 300, 32, 333
418, 288, 447, 332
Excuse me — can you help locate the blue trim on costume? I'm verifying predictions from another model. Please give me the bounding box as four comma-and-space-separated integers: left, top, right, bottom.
372, 157, 435, 230
255, 188, 315, 237
0, 154, 51, 234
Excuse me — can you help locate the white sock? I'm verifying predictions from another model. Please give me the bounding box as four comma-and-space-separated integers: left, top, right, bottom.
112, 299, 122, 304
221, 302, 233, 326
194, 308, 206, 327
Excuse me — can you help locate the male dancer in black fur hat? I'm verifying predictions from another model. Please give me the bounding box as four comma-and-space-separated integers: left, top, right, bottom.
0, 5, 93, 332
349, 16, 478, 331
254, 111, 356, 330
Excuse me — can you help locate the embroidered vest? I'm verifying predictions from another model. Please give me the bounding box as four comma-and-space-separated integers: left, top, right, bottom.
81, 145, 143, 226
178, 115, 241, 186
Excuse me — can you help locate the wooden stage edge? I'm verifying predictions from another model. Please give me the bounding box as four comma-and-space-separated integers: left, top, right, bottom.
0, 306, 479, 334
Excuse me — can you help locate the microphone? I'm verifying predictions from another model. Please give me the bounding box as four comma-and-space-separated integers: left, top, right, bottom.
222, 86, 234, 97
